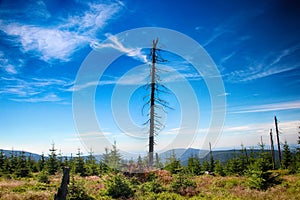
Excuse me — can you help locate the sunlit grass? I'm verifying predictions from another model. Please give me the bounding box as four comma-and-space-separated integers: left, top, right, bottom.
0, 172, 299, 199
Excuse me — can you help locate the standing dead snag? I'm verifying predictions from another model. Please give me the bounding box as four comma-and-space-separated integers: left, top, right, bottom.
54, 167, 70, 200
145, 38, 169, 167
274, 116, 281, 167
269, 129, 276, 169
148, 38, 158, 167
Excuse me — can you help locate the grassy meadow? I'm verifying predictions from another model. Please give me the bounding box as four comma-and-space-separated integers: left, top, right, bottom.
0, 170, 299, 200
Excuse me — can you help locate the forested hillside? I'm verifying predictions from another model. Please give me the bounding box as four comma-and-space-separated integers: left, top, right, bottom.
1, 133, 300, 199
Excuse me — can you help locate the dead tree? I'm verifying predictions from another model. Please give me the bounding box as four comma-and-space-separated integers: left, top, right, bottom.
274, 116, 281, 166
144, 38, 169, 167
269, 129, 275, 169
209, 142, 214, 172
54, 167, 70, 200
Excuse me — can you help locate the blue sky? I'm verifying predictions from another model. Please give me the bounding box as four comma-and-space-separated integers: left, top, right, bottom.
0, 0, 300, 156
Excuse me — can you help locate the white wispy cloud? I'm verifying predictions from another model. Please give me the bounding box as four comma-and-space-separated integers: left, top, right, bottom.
0, 77, 72, 102
62, 3, 121, 34
2, 64, 17, 74
69, 63, 202, 92
11, 93, 62, 103
220, 52, 236, 64
161, 127, 182, 135
190, 120, 299, 150
240, 65, 297, 82
66, 131, 112, 141
91, 33, 148, 63
199, 8, 299, 83
68, 68, 149, 92
0, 51, 19, 74
224, 44, 300, 83
0, 1, 123, 102
217, 92, 231, 97
200, 9, 263, 47
0, 0, 51, 21
202, 27, 229, 47
218, 120, 299, 147
230, 100, 300, 114
0, 1, 122, 62
1, 23, 88, 62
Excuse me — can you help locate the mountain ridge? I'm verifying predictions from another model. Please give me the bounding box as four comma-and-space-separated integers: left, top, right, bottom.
1, 148, 279, 165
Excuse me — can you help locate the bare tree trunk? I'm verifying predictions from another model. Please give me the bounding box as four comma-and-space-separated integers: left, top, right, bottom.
54, 167, 70, 200
274, 116, 281, 167
148, 38, 158, 168
269, 129, 276, 169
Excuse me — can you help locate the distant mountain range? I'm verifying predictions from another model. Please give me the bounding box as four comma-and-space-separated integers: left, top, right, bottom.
1, 148, 279, 165
159, 148, 279, 165
1, 149, 42, 161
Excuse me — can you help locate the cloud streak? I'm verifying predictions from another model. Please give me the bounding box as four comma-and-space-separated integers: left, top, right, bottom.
1, 23, 88, 62
230, 100, 300, 114
0, 1, 122, 62
224, 45, 300, 83
0, 77, 72, 103
215, 121, 299, 149
69, 63, 203, 92
91, 33, 148, 63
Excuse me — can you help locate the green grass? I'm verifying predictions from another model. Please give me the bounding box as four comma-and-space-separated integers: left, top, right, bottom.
0, 172, 299, 200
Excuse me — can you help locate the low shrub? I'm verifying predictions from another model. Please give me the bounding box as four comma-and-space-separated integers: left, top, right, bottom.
38, 171, 50, 184
246, 156, 280, 190
170, 173, 197, 197
156, 192, 185, 200
67, 178, 94, 200
105, 173, 134, 199
140, 179, 165, 194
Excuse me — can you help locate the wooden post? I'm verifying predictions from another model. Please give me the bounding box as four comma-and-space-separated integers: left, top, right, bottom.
209, 142, 214, 172
274, 116, 281, 167
54, 167, 70, 200
269, 129, 275, 169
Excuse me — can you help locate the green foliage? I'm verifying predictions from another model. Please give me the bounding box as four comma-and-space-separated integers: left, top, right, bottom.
247, 139, 280, 190
164, 151, 182, 174
0, 150, 5, 167
14, 151, 31, 178
136, 192, 185, 200
0, 150, 7, 176
105, 173, 134, 199
140, 179, 165, 194
67, 178, 94, 200
7, 150, 18, 174
236, 146, 249, 175
282, 141, 293, 170
209, 143, 215, 172
85, 150, 99, 176
27, 154, 38, 173
38, 171, 50, 184
99, 161, 109, 175
75, 148, 87, 177
102, 141, 122, 172
297, 126, 300, 173
170, 172, 197, 197
154, 153, 164, 169
224, 157, 238, 176
201, 160, 210, 172
38, 153, 46, 171
46, 143, 58, 175
187, 156, 201, 175
214, 160, 225, 176
212, 177, 241, 190
247, 157, 280, 190
224, 148, 249, 176
136, 155, 144, 173
155, 192, 185, 200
